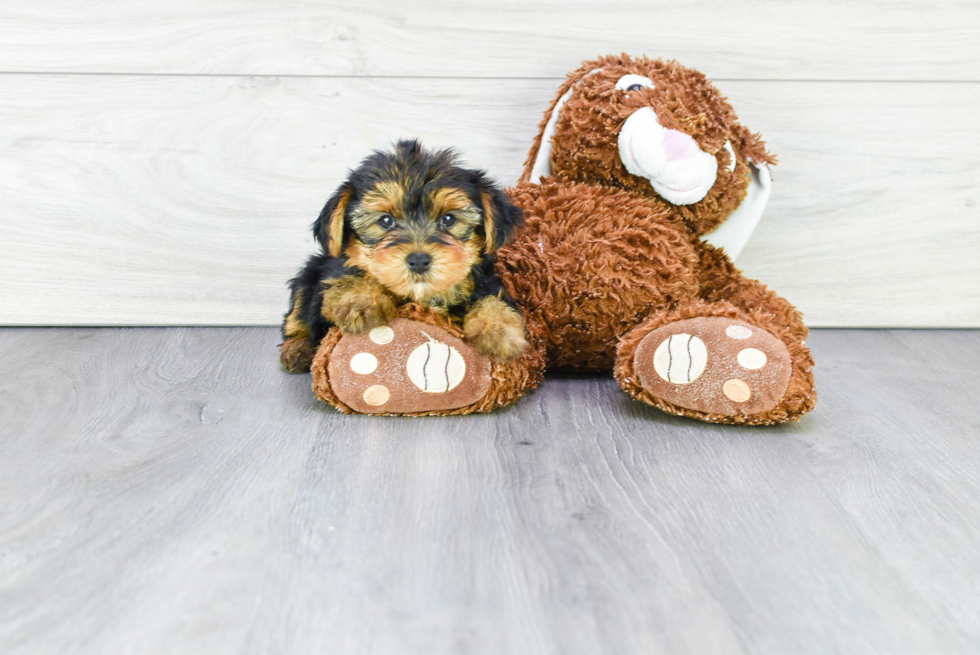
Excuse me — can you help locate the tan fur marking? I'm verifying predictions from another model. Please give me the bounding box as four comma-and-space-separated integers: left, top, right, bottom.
431, 275, 476, 311
345, 234, 482, 304
463, 295, 528, 361
430, 187, 482, 243
280, 289, 316, 371
280, 337, 315, 372
283, 289, 311, 340
344, 240, 371, 270
360, 181, 405, 217
321, 275, 396, 333
327, 190, 352, 258
480, 190, 496, 252
430, 188, 472, 215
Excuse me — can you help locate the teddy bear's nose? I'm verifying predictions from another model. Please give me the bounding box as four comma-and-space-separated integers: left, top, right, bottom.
406, 252, 432, 273
663, 129, 701, 162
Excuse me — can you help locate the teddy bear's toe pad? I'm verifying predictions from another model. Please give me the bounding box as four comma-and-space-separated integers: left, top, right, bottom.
633, 317, 792, 417
327, 318, 492, 414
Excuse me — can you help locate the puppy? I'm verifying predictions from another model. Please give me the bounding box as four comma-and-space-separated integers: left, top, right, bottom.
280, 140, 528, 373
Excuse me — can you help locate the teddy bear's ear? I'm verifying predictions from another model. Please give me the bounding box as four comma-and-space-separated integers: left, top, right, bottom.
313, 182, 355, 258
736, 124, 777, 168
520, 80, 577, 185
476, 177, 523, 253
702, 153, 773, 261
520, 57, 617, 185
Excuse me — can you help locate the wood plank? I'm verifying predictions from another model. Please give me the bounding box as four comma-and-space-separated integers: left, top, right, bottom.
0, 0, 978, 81
1, 327, 979, 653
0, 75, 977, 327
790, 329, 980, 644
721, 81, 980, 327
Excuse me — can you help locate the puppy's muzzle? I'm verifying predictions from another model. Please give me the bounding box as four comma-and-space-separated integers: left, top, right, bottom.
406, 252, 432, 274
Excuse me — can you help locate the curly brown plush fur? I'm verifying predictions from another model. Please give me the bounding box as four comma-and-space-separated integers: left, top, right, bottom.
492, 54, 816, 424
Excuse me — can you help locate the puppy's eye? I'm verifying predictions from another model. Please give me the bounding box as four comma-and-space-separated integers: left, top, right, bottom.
378, 215, 395, 230
627, 84, 644, 92
438, 213, 457, 229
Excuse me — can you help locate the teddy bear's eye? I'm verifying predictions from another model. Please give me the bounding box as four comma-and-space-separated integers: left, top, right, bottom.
615, 74, 656, 92
439, 213, 457, 229
378, 215, 395, 229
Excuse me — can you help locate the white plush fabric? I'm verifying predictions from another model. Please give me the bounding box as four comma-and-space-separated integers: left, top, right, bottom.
723, 140, 737, 173
528, 87, 574, 185
617, 107, 719, 205
702, 161, 771, 261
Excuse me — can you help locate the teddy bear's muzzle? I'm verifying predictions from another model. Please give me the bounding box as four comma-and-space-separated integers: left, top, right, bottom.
618, 107, 719, 206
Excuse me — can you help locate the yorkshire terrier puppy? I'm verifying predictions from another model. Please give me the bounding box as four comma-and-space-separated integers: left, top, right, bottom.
280, 140, 528, 373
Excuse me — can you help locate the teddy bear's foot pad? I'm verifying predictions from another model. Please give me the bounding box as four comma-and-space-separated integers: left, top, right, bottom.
327, 318, 493, 414
634, 317, 792, 417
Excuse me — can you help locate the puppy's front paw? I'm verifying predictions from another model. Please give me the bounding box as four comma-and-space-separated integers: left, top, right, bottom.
280, 336, 316, 372
321, 276, 397, 334
330, 296, 396, 334
463, 296, 528, 361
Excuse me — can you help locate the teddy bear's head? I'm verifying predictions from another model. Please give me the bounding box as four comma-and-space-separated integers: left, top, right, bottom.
521, 54, 776, 236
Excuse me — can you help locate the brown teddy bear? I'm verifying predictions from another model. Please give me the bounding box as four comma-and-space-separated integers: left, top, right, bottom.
310, 55, 816, 425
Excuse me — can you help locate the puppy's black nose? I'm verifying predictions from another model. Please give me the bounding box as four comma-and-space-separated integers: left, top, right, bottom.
406, 252, 432, 273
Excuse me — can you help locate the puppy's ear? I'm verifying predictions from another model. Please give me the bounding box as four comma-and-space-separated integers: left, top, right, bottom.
313, 183, 354, 258
477, 179, 523, 253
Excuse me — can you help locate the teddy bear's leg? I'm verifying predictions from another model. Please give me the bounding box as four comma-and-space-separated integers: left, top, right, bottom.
696, 244, 816, 422
310, 304, 546, 416
614, 297, 816, 425
696, 243, 810, 342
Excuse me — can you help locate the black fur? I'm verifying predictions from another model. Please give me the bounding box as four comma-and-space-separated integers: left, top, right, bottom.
283, 252, 359, 348
282, 140, 524, 355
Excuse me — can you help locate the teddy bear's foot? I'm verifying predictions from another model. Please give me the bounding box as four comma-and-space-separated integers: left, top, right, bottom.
318, 318, 494, 414
310, 304, 547, 416
628, 316, 793, 420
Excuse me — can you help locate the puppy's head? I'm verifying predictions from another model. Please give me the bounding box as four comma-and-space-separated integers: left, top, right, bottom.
314, 140, 522, 301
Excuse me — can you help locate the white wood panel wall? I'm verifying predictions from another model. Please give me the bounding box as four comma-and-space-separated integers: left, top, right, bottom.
0, 1, 978, 327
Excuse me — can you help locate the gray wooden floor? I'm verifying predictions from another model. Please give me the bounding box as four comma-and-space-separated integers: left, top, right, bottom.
1, 328, 979, 654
